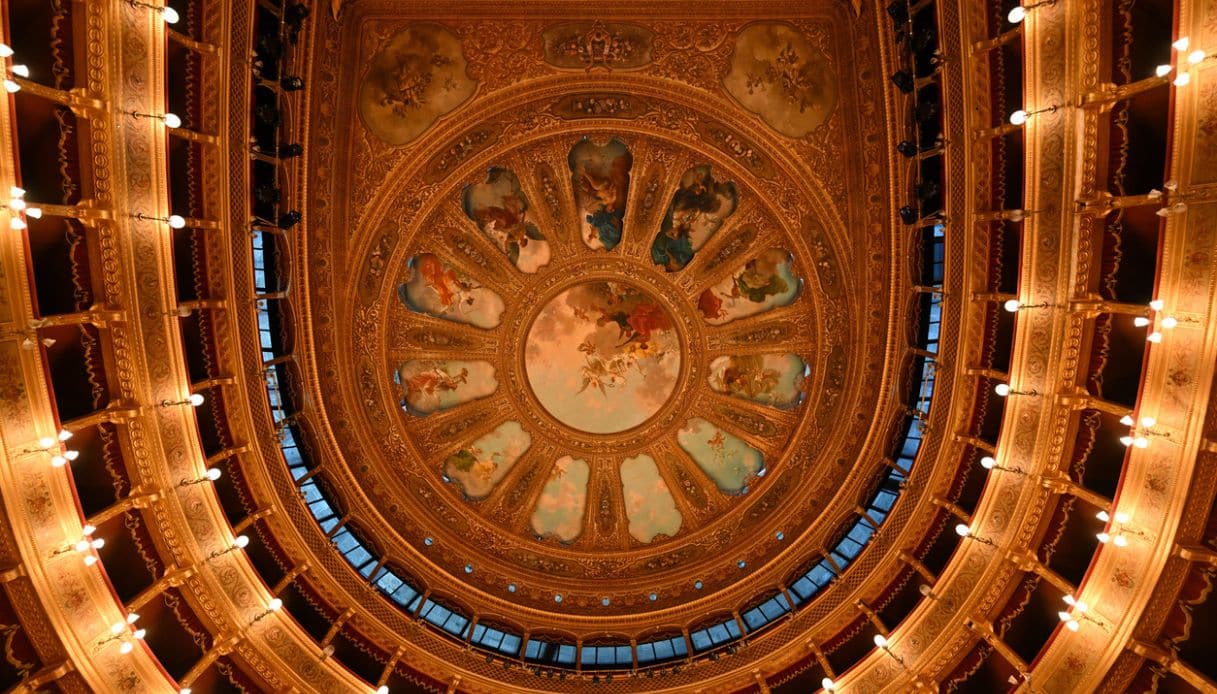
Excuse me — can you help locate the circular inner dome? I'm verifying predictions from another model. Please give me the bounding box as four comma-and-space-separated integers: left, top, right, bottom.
524, 280, 682, 434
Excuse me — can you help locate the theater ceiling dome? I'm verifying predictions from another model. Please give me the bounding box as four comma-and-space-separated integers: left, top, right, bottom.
2, 0, 1215, 692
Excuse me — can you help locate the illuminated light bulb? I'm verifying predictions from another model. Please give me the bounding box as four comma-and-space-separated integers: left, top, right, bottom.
168, 214, 187, 229
994, 383, 1011, 397
1113, 534, 1129, 547
1188, 49, 1206, 64
132, 628, 146, 640
822, 678, 837, 692
1147, 331, 1162, 343
1155, 64, 1173, 77
1173, 37, 1190, 52
84, 555, 98, 566
1119, 415, 1135, 426
980, 456, 997, 469
0, 44, 12, 58
51, 454, 68, 467
873, 634, 888, 648
1133, 316, 1150, 327
162, 112, 182, 129
1065, 619, 1080, 632
10, 64, 29, 78
1140, 416, 1157, 427
1119, 435, 1134, 447
91, 538, 104, 549
162, 6, 180, 24
57, 429, 72, 441
25, 207, 40, 219
954, 523, 971, 538
1174, 72, 1192, 87
37, 436, 56, 448
1007, 6, 1027, 23
377, 687, 389, 694
1009, 109, 1028, 125
205, 467, 222, 481
234, 534, 250, 548
1115, 511, 1131, 524
1004, 299, 1021, 312
63, 450, 79, 461
110, 621, 125, 635
9, 217, 26, 230
268, 598, 283, 611
128, 612, 140, 624
188, 392, 205, 406
1150, 299, 1165, 311
74, 539, 91, 553
1097, 532, 1111, 544
2, 79, 19, 93
9, 197, 25, 211
1096, 510, 1110, 522
1161, 316, 1178, 329
180, 689, 192, 694
119, 641, 134, 654
1058, 610, 1073, 621
1134, 436, 1149, 448
82, 524, 96, 535
8, 186, 22, 198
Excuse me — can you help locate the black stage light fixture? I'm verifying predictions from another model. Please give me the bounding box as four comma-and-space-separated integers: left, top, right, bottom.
897, 140, 918, 157
278, 210, 302, 229
890, 71, 915, 93
899, 205, 919, 225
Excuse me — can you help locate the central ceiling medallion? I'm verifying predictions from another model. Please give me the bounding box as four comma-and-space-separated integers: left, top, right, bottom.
524, 281, 681, 434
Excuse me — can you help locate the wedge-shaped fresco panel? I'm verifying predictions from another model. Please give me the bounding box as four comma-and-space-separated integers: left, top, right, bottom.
395, 360, 497, 416
463, 168, 552, 273
399, 253, 505, 329
620, 454, 682, 543
676, 418, 764, 494
569, 138, 632, 251
708, 354, 807, 408
697, 248, 801, 325
530, 456, 590, 542
357, 24, 477, 146
650, 165, 738, 272
444, 421, 531, 499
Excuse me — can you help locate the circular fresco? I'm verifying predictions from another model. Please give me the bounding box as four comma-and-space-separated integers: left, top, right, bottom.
524, 281, 681, 434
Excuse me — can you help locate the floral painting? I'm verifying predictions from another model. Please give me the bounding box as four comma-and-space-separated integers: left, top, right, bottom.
569, 138, 632, 251
697, 248, 801, 324
530, 456, 590, 542
524, 281, 681, 434
395, 359, 497, 415
620, 454, 682, 543
463, 168, 552, 273
357, 23, 478, 145
676, 418, 764, 494
444, 421, 531, 499
399, 253, 505, 329
723, 23, 838, 138
708, 354, 808, 408
650, 165, 738, 272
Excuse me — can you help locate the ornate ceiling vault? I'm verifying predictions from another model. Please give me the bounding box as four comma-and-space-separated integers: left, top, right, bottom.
0, 0, 1216, 693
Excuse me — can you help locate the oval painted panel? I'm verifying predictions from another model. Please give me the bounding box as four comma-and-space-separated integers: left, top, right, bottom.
395, 360, 497, 416
708, 354, 807, 408
530, 456, 590, 542
444, 421, 531, 499
399, 253, 505, 329
676, 418, 765, 494
620, 454, 682, 543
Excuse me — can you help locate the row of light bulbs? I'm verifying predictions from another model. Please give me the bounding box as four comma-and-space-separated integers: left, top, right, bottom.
1005, 38, 1208, 128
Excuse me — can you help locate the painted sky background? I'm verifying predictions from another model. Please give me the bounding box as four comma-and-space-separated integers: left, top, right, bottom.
530, 456, 590, 542
525, 283, 680, 434
620, 454, 682, 543
443, 420, 531, 499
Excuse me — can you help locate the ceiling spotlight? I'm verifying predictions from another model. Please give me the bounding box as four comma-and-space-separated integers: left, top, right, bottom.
1188, 49, 1206, 64
1173, 37, 1190, 52
1155, 64, 1173, 77
1174, 72, 1192, 87
1147, 331, 1163, 343
890, 71, 914, 94
1133, 316, 1151, 327
1139, 416, 1157, 428
10, 64, 29, 78
0, 44, 12, 58
1119, 415, 1134, 426
1160, 316, 1178, 329
1096, 510, 1110, 522
2, 79, 19, 93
